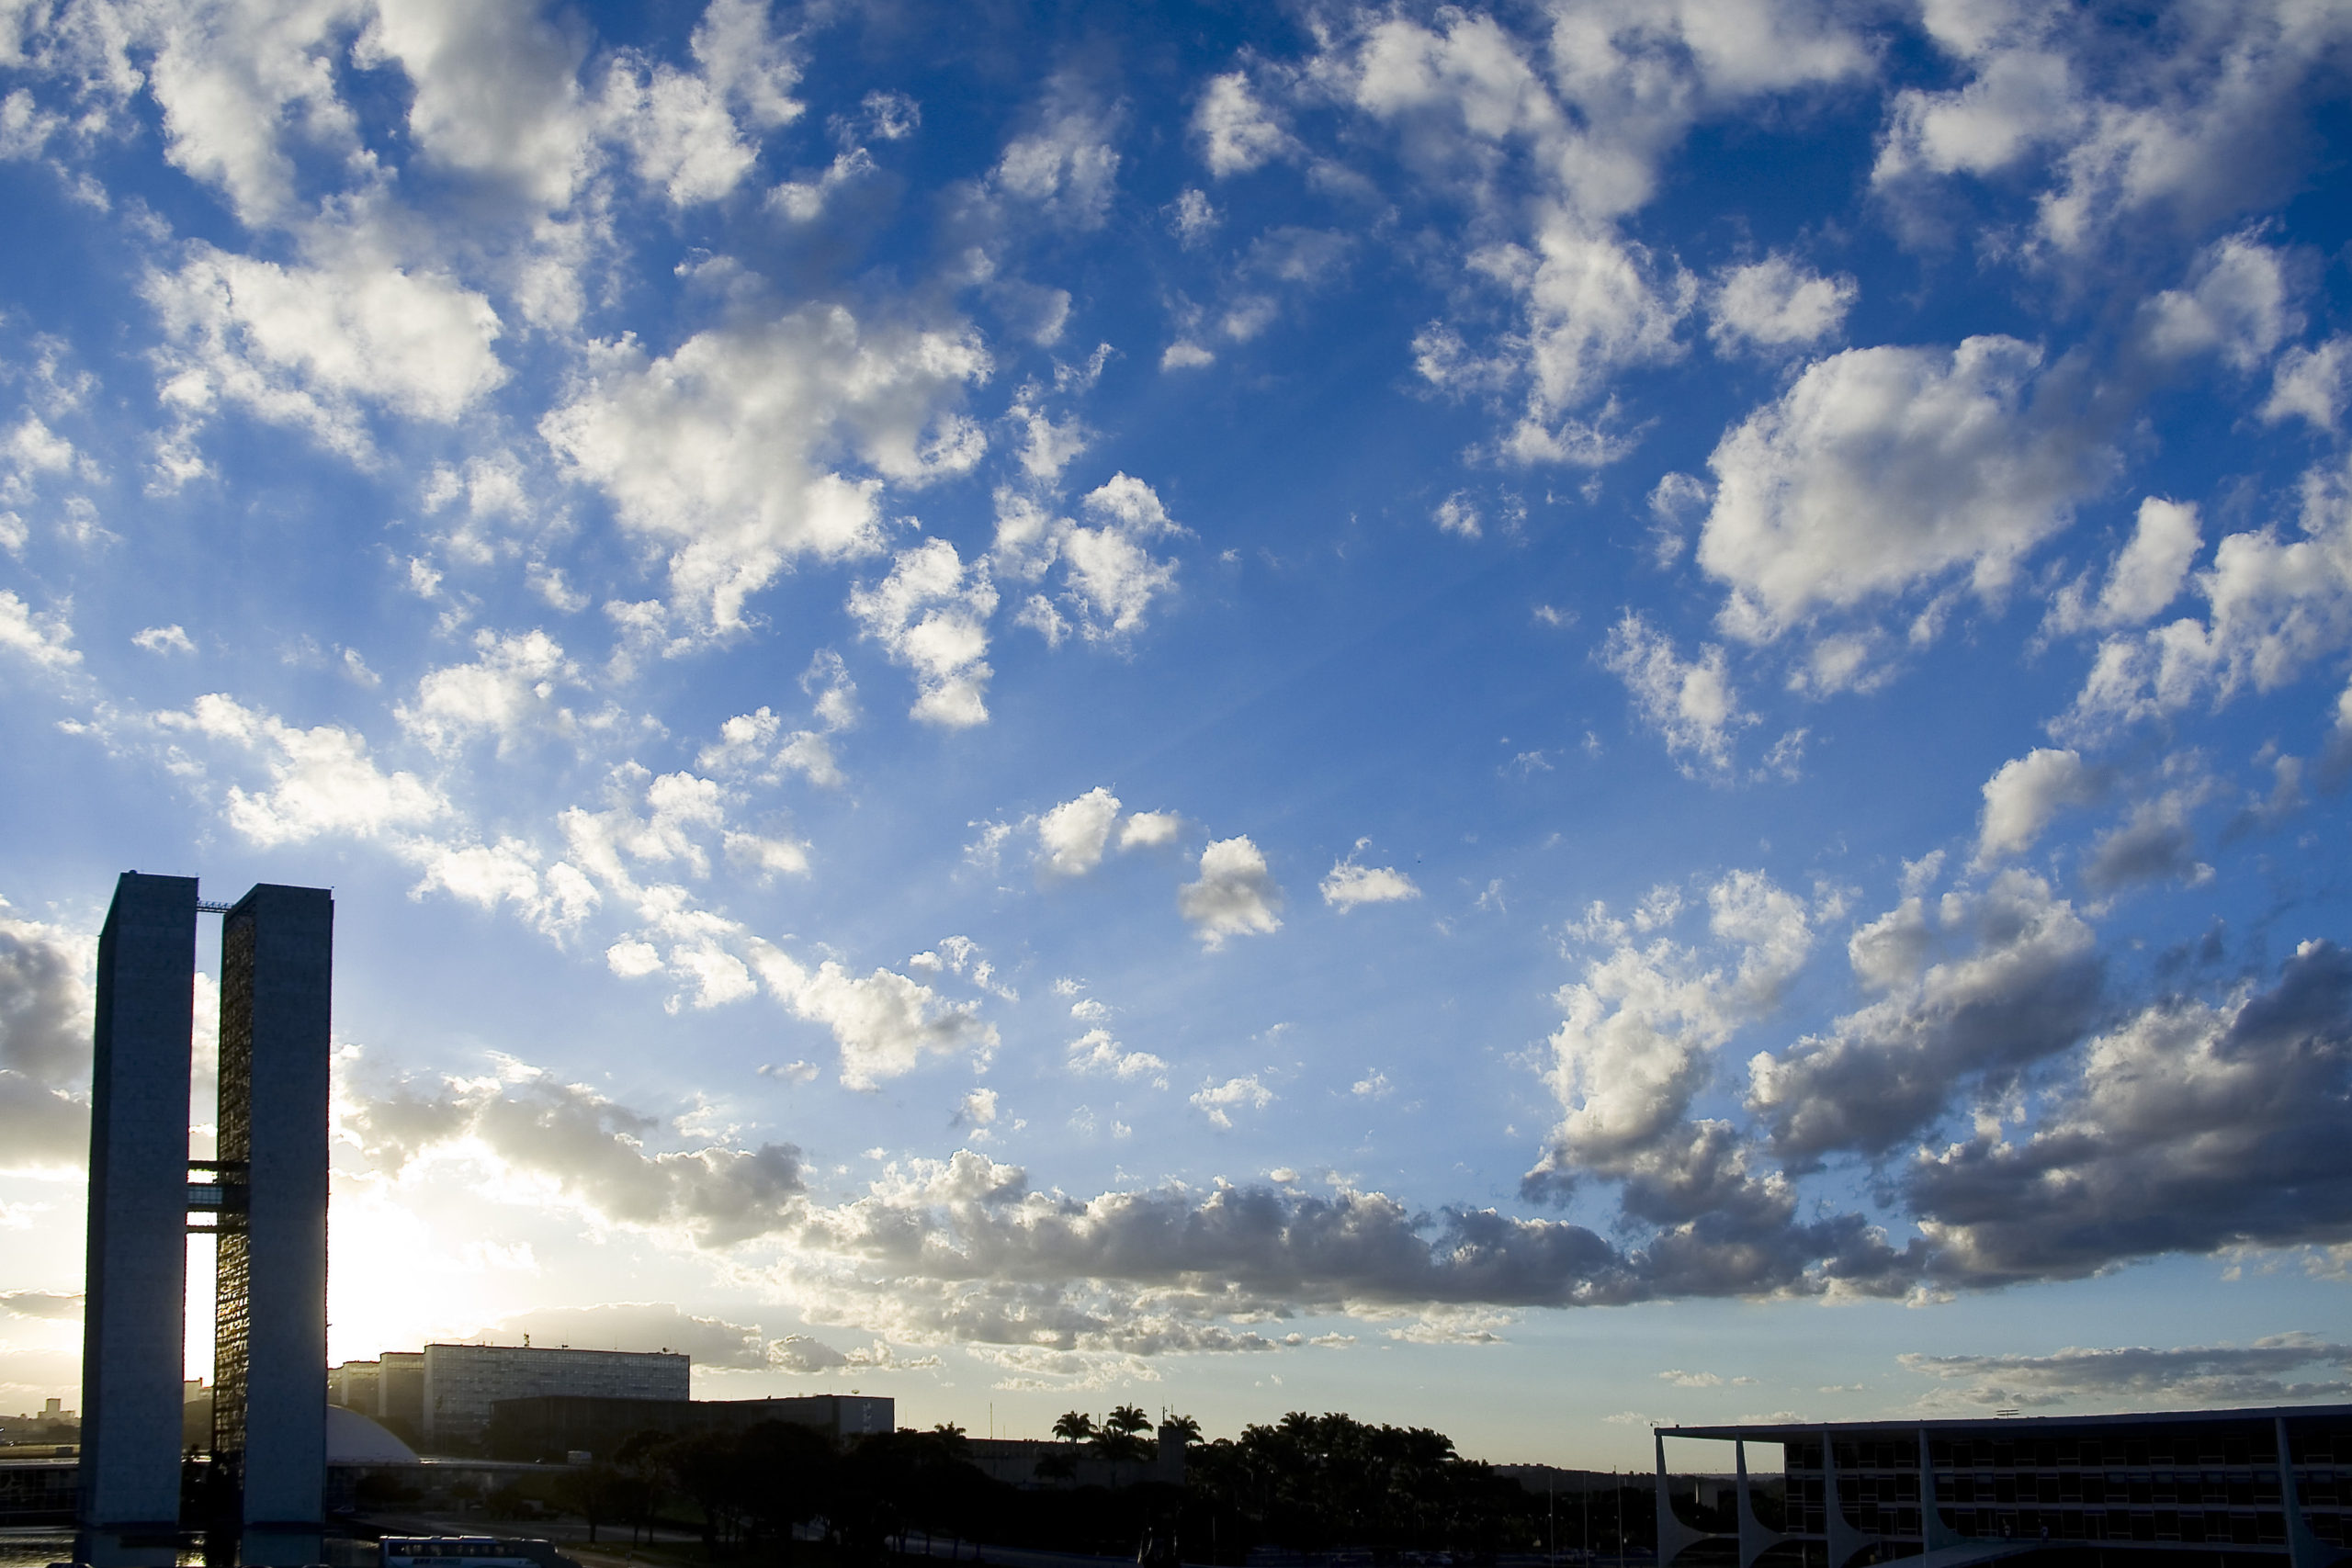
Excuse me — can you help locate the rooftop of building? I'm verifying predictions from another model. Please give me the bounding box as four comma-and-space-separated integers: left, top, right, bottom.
1663, 1403, 2352, 1441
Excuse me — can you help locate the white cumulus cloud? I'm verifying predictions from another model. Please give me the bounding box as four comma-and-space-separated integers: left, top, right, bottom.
1600, 612, 1751, 773
1117, 810, 1183, 851
1194, 72, 1293, 176
1191, 1073, 1274, 1128
0, 590, 79, 670
1320, 843, 1421, 911
1976, 749, 2103, 864
997, 474, 1186, 646
1707, 256, 1856, 353
2046, 498, 2203, 636
158, 693, 446, 847
1697, 336, 2113, 643
1037, 786, 1122, 878
398, 629, 580, 755
1069, 1029, 1169, 1087
847, 537, 999, 728
543, 306, 989, 632
145, 239, 508, 464
132, 624, 195, 656
750, 943, 1001, 1091
1179, 836, 1283, 948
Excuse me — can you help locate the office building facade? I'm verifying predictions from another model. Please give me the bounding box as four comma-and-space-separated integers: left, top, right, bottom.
76, 874, 197, 1568
77, 874, 333, 1568
327, 1354, 427, 1448
1657, 1404, 2350, 1568
421, 1346, 690, 1451
209, 885, 334, 1567
330, 1362, 379, 1417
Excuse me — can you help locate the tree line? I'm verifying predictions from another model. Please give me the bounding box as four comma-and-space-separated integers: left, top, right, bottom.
516, 1408, 1656, 1565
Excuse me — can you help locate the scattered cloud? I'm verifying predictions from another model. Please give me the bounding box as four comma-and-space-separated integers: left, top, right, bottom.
1600, 613, 1752, 773
1976, 748, 2103, 864
1180, 837, 1283, 948
1747, 869, 2100, 1165
398, 629, 581, 755
1192, 1074, 1275, 1128
345, 1061, 807, 1247
997, 474, 1186, 646
1320, 841, 1421, 911
132, 624, 195, 655
991, 105, 1122, 229
0, 590, 79, 670
2060, 458, 2352, 737
1706, 256, 1856, 354
1118, 811, 1183, 851
1038, 787, 1123, 878
1195, 72, 1294, 176
144, 239, 509, 465
158, 694, 447, 847
489, 1303, 769, 1366
545, 308, 989, 633
1900, 1334, 2352, 1410
0, 898, 94, 1173
2045, 498, 2203, 637
1069, 1030, 1169, 1088
1699, 337, 2114, 649
750, 944, 1001, 1091
848, 537, 999, 728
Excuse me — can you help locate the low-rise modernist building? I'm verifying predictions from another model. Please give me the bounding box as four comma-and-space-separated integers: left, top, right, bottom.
1657, 1404, 2350, 1568
332, 1362, 379, 1416
962, 1428, 1190, 1491
329, 1354, 424, 1446
483, 1393, 892, 1461
419, 1346, 689, 1453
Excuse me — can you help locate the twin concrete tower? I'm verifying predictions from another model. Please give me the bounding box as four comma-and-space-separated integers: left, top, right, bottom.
79, 873, 333, 1568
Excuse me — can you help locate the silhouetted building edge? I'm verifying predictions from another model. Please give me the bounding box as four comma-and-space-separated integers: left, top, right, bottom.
1655, 1404, 2350, 1568
482, 1393, 889, 1461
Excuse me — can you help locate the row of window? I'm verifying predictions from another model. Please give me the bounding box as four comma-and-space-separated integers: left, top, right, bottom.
1789, 1470, 2338, 1506
1941, 1474, 2291, 1506
1785, 1432, 2350, 1473
1779, 1504, 2346, 1545
1791, 1507, 2308, 1544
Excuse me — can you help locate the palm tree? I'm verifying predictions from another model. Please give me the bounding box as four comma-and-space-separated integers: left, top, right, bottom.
1052, 1411, 1099, 1442
1096, 1405, 1153, 1463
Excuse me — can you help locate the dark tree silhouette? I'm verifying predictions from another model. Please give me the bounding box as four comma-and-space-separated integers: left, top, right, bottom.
552, 1461, 625, 1544
732, 1419, 839, 1563
1184, 1410, 1544, 1554
613, 1427, 674, 1547
1093, 1405, 1155, 1462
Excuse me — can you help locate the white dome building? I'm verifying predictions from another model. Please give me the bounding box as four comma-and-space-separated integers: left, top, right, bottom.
326, 1404, 421, 1467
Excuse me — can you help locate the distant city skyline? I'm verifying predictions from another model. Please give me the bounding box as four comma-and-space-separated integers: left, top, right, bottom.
3, 0, 2351, 1468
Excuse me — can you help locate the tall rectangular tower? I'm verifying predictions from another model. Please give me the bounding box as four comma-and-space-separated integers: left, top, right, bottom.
211, 885, 333, 1567
76, 874, 198, 1568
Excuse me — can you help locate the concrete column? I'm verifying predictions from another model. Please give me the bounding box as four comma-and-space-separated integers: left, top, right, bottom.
2276, 1416, 2335, 1568
1918, 1427, 1961, 1551
77, 873, 198, 1568
1655, 1432, 1715, 1568
216, 885, 333, 1567
1736, 1438, 1789, 1568
1822, 1429, 1873, 1568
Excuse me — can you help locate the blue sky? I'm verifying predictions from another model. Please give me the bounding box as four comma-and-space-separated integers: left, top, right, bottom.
4, 0, 2352, 1464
